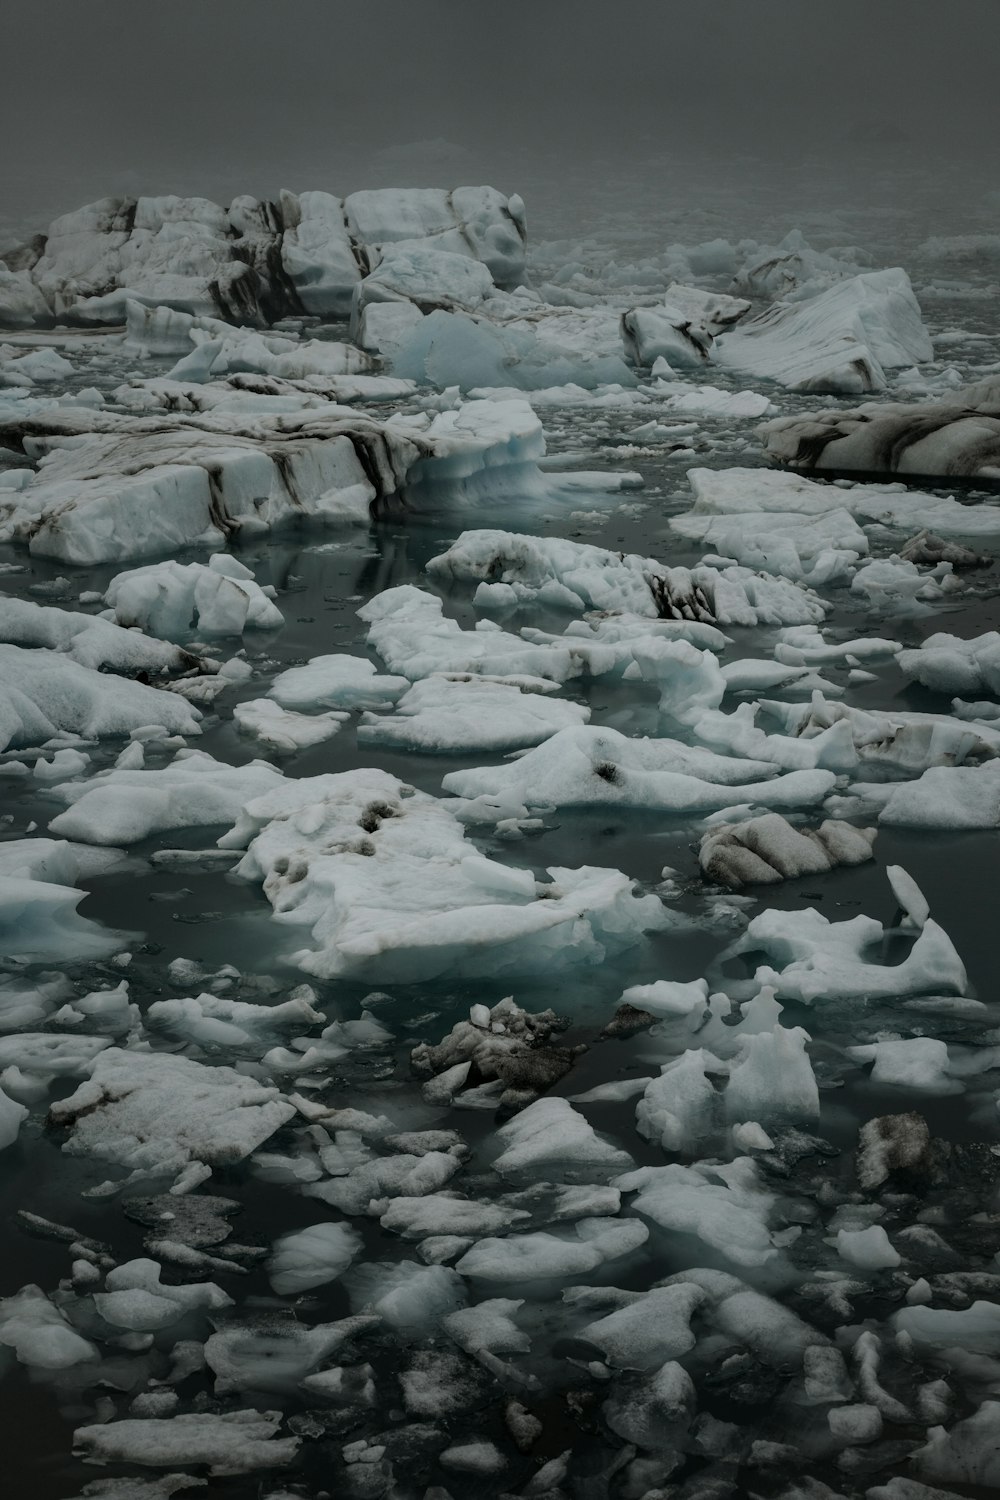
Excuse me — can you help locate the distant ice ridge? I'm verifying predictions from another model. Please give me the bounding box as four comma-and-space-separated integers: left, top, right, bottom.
622, 270, 931, 395
0, 187, 527, 326
762, 374, 1000, 480
220, 767, 668, 981
0, 396, 544, 563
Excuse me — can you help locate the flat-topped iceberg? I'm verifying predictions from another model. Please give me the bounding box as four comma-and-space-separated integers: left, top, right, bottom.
0, 397, 544, 563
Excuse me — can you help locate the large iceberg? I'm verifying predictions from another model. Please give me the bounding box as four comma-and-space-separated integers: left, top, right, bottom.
0, 397, 544, 563
3, 186, 526, 326
713, 269, 932, 394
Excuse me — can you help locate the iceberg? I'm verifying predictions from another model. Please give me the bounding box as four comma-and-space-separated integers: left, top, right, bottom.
714, 269, 932, 394
0, 396, 546, 563
3, 185, 526, 327
761, 374, 1000, 480
222, 767, 667, 981
428, 528, 826, 627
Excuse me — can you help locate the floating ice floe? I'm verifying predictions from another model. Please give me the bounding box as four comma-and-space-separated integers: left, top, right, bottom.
442, 725, 836, 819
731, 692, 1000, 781
359, 585, 579, 683
717, 871, 968, 1003
73, 1410, 299, 1475
0, 840, 131, 962
0, 594, 208, 677
357, 674, 589, 752
614, 1158, 779, 1267
269, 653, 408, 711
455, 1217, 648, 1283
0, 643, 200, 750
233, 699, 348, 752
267, 1223, 364, 1295
0, 1283, 98, 1369
491, 1097, 634, 1178
898, 631, 1000, 695
427, 528, 826, 626
93, 1257, 232, 1330
50, 1048, 296, 1190
761, 374, 1000, 480
873, 760, 1000, 829
102, 554, 282, 637
681, 464, 1000, 542
48, 750, 284, 845
699, 813, 876, 888
145, 986, 322, 1056
221, 766, 667, 981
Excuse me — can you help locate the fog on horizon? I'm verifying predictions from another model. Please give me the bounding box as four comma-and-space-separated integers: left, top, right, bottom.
2, 0, 996, 242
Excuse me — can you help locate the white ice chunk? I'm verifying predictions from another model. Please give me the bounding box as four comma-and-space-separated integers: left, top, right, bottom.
49, 1048, 296, 1188
103, 555, 283, 638
267, 1223, 363, 1295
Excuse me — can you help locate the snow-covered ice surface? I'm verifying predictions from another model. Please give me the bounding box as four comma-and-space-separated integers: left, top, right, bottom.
3, 169, 1000, 1500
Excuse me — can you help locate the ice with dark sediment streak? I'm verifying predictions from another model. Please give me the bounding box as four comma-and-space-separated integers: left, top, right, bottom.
428, 528, 827, 625
761, 373, 1000, 479
0, 186, 526, 326
0, 396, 545, 563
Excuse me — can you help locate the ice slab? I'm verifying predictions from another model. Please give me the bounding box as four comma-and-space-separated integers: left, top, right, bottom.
222, 767, 667, 981
0, 398, 545, 564
357, 674, 589, 753
50, 1049, 296, 1188
614, 1158, 778, 1268
442, 725, 836, 817
0, 643, 199, 750
48, 750, 284, 845
73, 1410, 299, 1476
715, 270, 932, 394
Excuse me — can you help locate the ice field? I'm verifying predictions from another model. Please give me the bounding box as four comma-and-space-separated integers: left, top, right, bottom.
2, 160, 1000, 1500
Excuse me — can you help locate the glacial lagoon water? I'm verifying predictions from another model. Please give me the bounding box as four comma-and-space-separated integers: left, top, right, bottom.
3, 175, 1000, 1497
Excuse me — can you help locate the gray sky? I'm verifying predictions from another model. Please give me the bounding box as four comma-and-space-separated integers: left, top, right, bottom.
2, 1, 996, 236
